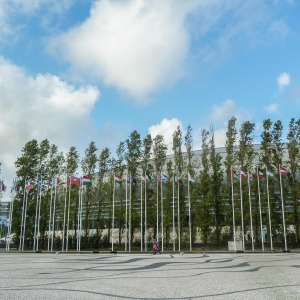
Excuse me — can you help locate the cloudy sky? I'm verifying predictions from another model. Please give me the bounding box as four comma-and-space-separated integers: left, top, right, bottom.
0, 0, 300, 197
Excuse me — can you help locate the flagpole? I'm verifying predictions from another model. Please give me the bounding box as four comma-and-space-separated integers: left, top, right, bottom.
22, 185, 29, 251
156, 172, 159, 245
19, 178, 27, 251
48, 180, 53, 251
79, 179, 83, 251
266, 166, 273, 251
161, 171, 164, 252
129, 173, 131, 252
172, 173, 175, 252
231, 167, 236, 252
178, 173, 181, 252
257, 166, 264, 252
51, 181, 57, 251
188, 173, 192, 251
247, 171, 254, 252
144, 173, 147, 252
37, 176, 43, 251
125, 173, 128, 252
33, 176, 39, 251
279, 165, 287, 251
239, 171, 245, 251
62, 175, 68, 252
77, 181, 80, 252
66, 177, 71, 252
112, 173, 115, 252
140, 175, 143, 252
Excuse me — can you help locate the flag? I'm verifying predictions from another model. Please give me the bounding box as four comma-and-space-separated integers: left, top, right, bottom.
174, 174, 182, 183
82, 175, 92, 186
188, 172, 194, 182
13, 180, 19, 192
26, 180, 33, 192
67, 176, 81, 185
248, 170, 253, 180
146, 173, 151, 182
231, 171, 236, 178
240, 170, 247, 180
0, 181, 7, 192
258, 168, 264, 179
267, 169, 274, 177
37, 180, 45, 192
52, 177, 64, 187
114, 174, 122, 184
157, 173, 167, 183
280, 166, 287, 176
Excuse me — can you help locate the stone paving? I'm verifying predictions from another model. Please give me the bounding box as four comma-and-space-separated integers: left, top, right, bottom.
0, 252, 300, 299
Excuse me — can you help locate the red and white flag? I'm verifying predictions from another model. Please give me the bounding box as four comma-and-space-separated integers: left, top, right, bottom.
231, 171, 236, 178
248, 170, 253, 180
280, 166, 287, 176
114, 174, 122, 184
240, 170, 247, 180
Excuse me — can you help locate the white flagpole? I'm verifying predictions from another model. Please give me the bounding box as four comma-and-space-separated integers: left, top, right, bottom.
129, 173, 131, 252
51, 182, 57, 251
266, 166, 273, 251
231, 167, 236, 252
62, 175, 68, 251
19, 178, 27, 251
48, 179, 53, 251
66, 178, 71, 252
178, 173, 181, 252
172, 173, 175, 252
156, 172, 159, 244
112, 173, 115, 252
144, 174, 147, 251
188, 173, 192, 251
247, 172, 254, 252
125, 173, 128, 251
239, 171, 245, 251
140, 176, 143, 251
279, 165, 287, 251
36, 176, 43, 251
77, 180, 81, 251
257, 167, 264, 252
33, 176, 39, 251
22, 186, 29, 251
161, 172, 164, 252
79, 179, 83, 251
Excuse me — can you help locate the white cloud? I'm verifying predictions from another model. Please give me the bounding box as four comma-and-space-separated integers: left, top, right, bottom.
148, 118, 184, 154
48, 0, 202, 101
265, 103, 279, 114
277, 72, 290, 89
0, 56, 99, 199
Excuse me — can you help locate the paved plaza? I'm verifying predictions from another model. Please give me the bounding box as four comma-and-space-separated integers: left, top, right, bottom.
0, 252, 300, 299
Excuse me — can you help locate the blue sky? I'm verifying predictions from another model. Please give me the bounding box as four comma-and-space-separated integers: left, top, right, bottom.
0, 0, 300, 195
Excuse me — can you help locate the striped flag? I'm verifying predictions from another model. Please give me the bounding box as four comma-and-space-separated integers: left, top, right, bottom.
258, 168, 264, 179
280, 166, 287, 176
114, 174, 122, 184
248, 170, 253, 180
240, 170, 247, 180
267, 169, 274, 176
82, 175, 92, 186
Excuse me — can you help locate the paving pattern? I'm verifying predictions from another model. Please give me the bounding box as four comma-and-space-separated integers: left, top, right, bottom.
0, 252, 300, 299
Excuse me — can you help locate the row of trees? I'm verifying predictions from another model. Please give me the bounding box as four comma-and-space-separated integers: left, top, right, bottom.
9, 117, 300, 250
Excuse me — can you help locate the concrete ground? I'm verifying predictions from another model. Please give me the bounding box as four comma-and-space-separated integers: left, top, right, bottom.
0, 252, 300, 299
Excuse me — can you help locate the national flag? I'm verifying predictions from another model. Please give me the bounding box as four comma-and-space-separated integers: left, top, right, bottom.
280, 166, 288, 176
82, 175, 92, 186
240, 170, 247, 180
37, 180, 45, 192
13, 180, 19, 192
174, 174, 182, 183
248, 170, 253, 180
26, 180, 33, 192
157, 173, 167, 183
146, 173, 151, 182
141, 174, 151, 183
231, 171, 236, 178
0, 181, 7, 192
52, 177, 64, 187
67, 176, 81, 185
188, 172, 195, 182
267, 169, 274, 177
114, 174, 122, 184
258, 168, 264, 179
